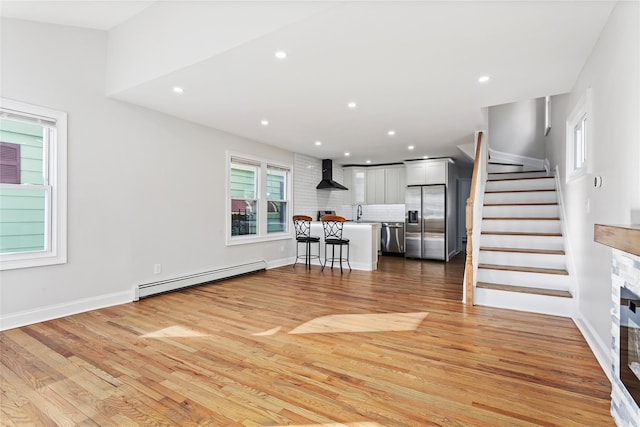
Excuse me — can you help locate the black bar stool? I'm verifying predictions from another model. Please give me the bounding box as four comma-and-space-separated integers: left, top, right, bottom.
293, 215, 321, 269
320, 215, 351, 273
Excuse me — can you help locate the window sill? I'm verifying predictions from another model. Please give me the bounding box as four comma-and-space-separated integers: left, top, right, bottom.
226, 232, 292, 246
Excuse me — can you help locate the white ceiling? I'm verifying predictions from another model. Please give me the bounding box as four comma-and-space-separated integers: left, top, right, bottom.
1, 1, 616, 165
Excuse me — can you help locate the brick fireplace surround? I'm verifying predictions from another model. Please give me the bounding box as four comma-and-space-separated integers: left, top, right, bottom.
595, 224, 640, 427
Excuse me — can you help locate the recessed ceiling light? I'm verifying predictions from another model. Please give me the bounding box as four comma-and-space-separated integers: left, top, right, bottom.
347, 102, 357, 109
478, 75, 490, 83
387, 130, 396, 136
344, 152, 350, 156
366, 160, 371, 164
260, 120, 269, 126
275, 51, 287, 59
315, 141, 322, 146
173, 86, 184, 94
408, 145, 415, 150
423, 155, 430, 159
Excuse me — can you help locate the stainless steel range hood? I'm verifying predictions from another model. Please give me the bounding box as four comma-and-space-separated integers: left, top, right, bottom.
316, 159, 348, 190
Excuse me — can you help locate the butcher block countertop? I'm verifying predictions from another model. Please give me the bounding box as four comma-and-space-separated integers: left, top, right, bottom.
594, 224, 640, 256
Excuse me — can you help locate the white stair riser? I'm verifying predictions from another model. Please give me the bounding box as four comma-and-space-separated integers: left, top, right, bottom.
484, 191, 557, 204
487, 165, 524, 173
475, 288, 574, 318
476, 268, 571, 291
481, 219, 561, 233
483, 204, 559, 218
479, 251, 566, 270
480, 234, 564, 251
486, 178, 555, 192
487, 172, 548, 180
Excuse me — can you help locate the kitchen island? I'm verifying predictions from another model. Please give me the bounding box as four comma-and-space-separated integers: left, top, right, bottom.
309, 222, 380, 271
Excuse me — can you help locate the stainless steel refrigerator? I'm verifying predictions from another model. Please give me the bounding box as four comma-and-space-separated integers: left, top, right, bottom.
405, 185, 446, 260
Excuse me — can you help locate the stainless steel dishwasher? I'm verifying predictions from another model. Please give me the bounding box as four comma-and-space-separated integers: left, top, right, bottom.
381, 222, 405, 255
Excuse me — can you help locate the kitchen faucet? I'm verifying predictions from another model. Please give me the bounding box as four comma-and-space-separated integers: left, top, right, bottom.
356, 204, 363, 221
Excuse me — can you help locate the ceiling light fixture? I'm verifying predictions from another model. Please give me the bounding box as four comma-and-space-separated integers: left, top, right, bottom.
478, 75, 490, 83
344, 152, 350, 156
366, 160, 371, 164
347, 102, 357, 109
260, 120, 269, 126
408, 145, 415, 150
173, 86, 184, 94
315, 141, 322, 146
387, 130, 396, 136
275, 51, 287, 59
423, 155, 430, 159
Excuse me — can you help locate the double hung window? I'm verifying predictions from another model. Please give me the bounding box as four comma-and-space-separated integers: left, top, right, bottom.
0, 99, 67, 270
228, 153, 290, 244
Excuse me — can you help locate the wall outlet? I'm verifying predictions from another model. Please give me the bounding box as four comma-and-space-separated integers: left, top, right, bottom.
153, 263, 162, 274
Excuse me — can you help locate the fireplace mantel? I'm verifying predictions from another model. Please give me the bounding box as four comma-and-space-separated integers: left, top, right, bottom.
595, 224, 640, 427
595, 224, 640, 256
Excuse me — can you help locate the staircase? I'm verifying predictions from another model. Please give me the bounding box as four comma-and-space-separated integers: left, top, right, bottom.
473, 162, 574, 317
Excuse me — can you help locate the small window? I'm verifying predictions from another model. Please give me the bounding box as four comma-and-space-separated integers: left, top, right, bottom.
573, 113, 587, 170
566, 90, 590, 182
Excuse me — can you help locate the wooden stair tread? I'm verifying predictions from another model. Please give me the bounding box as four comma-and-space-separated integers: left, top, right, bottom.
478, 263, 569, 275
484, 202, 558, 206
480, 247, 565, 255
485, 189, 556, 194
483, 217, 560, 221
482, 231, 562, 237
477, 282, 572, 298
488, 162, 523, 166
488, 176, 554, 182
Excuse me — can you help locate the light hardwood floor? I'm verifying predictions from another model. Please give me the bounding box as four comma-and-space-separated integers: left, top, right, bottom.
1, 255, 613, 426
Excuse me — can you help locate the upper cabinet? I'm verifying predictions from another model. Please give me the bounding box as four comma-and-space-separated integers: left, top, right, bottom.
384, 165, 406, 204
405, 159, 449, 186
343, 167, 366, 204
366, 168, 385, 204
343, 165, 406, 205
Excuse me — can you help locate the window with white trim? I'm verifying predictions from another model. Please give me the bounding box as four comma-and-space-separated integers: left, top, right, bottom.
573, 113, 587, 170
228, 153, 290, 244
0, 99, 67, 270
566, 90, 590, 181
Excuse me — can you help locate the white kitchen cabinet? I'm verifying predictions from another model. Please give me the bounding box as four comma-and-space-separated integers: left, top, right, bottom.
426, 161, 446, 184
366, 168, 385, 204
406, 162, 426, 186
343, 167, 366, 204
344, 164, 406, 205
384, 166, 406, 204
405, 159, 449, 186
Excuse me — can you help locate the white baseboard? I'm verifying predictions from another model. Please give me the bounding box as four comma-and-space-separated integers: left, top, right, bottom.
0, 290, 133, 331
267, 256, 297, 269
573, 313, 612, 381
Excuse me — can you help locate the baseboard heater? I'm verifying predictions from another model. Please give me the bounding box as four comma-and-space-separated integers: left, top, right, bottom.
134, 260, 267, 300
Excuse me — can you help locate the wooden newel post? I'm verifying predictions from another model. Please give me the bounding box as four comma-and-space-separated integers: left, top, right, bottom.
465, 197, 474, 305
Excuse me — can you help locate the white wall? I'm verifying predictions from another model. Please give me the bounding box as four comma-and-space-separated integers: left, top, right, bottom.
0, 18, 296, 328
489, 97, 546, 160
544, 1, 639, 368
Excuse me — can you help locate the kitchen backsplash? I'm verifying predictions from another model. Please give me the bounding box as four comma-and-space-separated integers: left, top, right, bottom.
293, 153, 405, 222
337, 204, 405, 222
